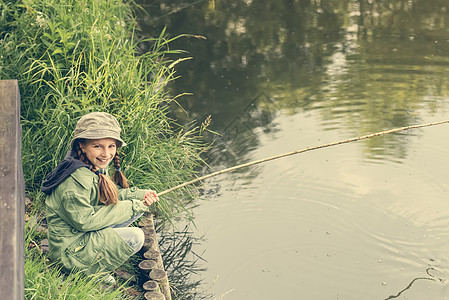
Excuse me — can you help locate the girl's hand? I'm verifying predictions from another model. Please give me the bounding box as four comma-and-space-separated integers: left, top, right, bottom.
143, 190, 159, 206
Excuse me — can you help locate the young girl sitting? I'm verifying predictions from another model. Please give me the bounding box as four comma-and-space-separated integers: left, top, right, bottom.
41, 112, 159, 284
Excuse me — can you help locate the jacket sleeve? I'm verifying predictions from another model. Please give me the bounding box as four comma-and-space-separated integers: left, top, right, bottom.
118, 186, 147, 202
59, 188, 148, 232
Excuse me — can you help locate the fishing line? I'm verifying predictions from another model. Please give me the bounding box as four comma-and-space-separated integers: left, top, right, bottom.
157, 119, 449, 197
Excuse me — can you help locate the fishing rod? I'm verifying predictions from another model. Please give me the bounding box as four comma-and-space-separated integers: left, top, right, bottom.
157, 119, 449, 197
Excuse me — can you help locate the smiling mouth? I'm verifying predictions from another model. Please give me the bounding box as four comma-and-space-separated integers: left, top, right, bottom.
97, 158, 110, 163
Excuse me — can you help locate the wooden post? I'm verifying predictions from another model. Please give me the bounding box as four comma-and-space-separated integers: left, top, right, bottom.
0, 80, 24, 300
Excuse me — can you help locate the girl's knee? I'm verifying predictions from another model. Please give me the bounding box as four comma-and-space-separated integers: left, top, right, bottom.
131, 227, 145, 253
113, 227, 145, 254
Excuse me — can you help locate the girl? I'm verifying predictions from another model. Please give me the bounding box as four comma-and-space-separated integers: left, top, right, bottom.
42, 112, 159, 284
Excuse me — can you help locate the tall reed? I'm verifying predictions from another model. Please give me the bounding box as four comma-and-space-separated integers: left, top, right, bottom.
0, 0, 206, 218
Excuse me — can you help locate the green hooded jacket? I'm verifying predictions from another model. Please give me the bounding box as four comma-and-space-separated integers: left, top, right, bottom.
45, 167, 148, 275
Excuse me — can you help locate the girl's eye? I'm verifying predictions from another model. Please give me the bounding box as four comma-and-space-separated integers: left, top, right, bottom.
109, 144, 116, 148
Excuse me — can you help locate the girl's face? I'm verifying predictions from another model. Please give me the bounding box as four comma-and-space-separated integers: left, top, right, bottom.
80, 138, 117, 170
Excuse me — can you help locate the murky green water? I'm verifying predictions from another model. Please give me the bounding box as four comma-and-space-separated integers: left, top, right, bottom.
137, 1, 449, 299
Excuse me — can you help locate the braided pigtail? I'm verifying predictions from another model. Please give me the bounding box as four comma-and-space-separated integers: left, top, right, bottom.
75, 141, 89, 166
73, 139, 119, 205
113, 153, 129, 188
97, 173, 119, 205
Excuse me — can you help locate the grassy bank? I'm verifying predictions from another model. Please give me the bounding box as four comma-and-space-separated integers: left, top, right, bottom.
1, 0, 206, 298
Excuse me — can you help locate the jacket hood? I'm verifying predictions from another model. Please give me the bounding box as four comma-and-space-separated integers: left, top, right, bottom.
41, 150, 89, 195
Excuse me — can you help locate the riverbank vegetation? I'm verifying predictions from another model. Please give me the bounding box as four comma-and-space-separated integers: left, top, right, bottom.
1, 0, 207, 298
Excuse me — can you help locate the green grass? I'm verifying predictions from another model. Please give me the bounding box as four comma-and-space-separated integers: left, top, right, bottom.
1, 0, 206, 219
1, 0, 209, 298
25, 211, 133, 299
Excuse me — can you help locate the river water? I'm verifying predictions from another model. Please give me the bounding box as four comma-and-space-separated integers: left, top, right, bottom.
136, 1, 449, 299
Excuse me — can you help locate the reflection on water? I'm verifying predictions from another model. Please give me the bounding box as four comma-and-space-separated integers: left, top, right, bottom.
136, 0, 449, 299
137, 0, 449, 164
209, 91, 280, 167
157, 222, 211, 299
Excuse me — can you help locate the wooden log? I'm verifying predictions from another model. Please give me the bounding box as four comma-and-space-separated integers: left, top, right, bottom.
149, 268, 171, 298
143, 249, 162, 268
114, 269, 137, 283
144, 249, 160, 260
143, 280, 159, 291
0, 80, 24, 300
142, 226, 156, 237
123, 287, 142, 298
144, 291, 165, 300
139, 259, 158, 271
138, 217, 154, 227
142, 236, 156, 252
40, 238, 49, 253
140, 214, 171, 300
149, 269, 168, 283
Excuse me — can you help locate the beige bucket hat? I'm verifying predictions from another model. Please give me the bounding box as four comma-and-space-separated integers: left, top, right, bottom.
70, 112, 126, 147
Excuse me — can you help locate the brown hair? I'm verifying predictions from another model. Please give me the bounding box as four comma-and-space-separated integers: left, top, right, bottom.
73, 139, 129, 205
